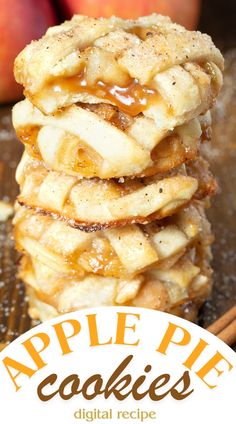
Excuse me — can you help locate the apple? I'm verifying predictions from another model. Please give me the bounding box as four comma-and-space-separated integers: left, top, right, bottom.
57, 0, 201, 29
0, 0, 56, 104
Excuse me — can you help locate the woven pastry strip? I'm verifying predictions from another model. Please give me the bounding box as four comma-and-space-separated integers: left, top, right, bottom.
14, 203, 207, 279
22, 242, 212, 318
16, 152, 216, 230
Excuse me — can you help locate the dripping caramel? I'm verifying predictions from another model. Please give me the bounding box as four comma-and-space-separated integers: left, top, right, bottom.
49, 69, 159, 117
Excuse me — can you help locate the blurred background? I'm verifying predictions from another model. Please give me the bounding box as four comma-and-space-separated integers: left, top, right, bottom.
0, 0, 236, 347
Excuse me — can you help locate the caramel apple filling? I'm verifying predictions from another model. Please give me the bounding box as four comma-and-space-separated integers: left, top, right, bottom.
47, 70, 159, 117
16, 124, 198, 178
78, 239, 124, 277
42, 59, 218, 117
16, 126, 103, 177
17, 126, 41, 157
14, 14, 223, 116
149, 134, 199, 176
15, 228, 125, 278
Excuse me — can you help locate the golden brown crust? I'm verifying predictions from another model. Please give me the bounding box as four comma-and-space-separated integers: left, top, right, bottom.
13, 99, 207, 179
16, 152, 205, 230
14, 203, 207, 279
23, 237, 212, 319
16, 151, 216, 231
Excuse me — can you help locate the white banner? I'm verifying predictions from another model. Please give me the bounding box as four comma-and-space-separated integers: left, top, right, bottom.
0, 307, 235, 423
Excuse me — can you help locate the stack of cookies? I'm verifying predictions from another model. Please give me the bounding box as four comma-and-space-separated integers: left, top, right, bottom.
12, 14, 223, 322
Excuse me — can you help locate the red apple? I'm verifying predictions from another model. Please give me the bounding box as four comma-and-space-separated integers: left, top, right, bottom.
57, 0, 201, 29
0, 0, 56, 104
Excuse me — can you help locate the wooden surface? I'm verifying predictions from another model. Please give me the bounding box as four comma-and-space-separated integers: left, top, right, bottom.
0, 14, 236, 350
0, 112, 31, 348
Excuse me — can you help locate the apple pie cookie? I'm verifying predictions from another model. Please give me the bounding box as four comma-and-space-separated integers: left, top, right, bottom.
13, 99, 212, 179
16, 152, 217, 231
23, 238, 212, 321
14, 14, 223, 116
21, 195, 212, 319
14, 202, 208, 279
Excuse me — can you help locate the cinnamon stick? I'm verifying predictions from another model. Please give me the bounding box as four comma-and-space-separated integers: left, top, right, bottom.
207, 305, 236, 346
